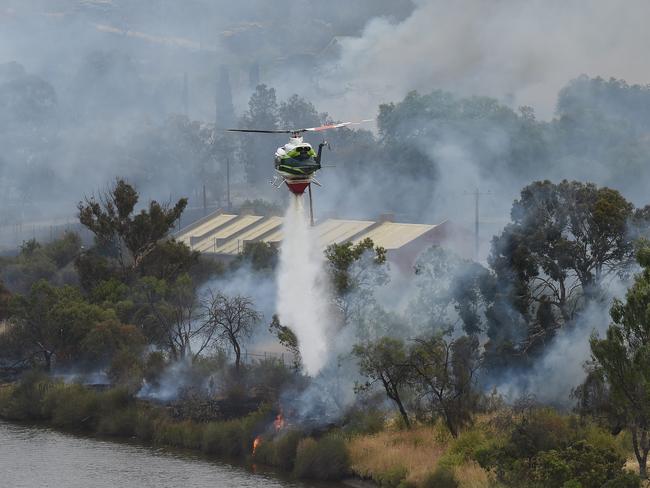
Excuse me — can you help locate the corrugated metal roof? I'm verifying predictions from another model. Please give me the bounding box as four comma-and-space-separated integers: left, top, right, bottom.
353, 222, 436, 249
216, 216, 283, 255
175, 212, 442, 256
190, 215, 264, 253
176, 213, 238, 245
317, 219, 375, 247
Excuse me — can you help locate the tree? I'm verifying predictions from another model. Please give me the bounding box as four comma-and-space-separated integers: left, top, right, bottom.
325, 238, 387, 323
269, 314, 301, 370
233, 241, 278, 272
0, 233, 82, 294
138, 239, 201, 282
8, 280, 116, 370
410, 246, 494, 335
407, 334, 480, 437
353, 337, 412, 428
488, 180, 635, 357
238, 84, 279, 185
135, 274, 214, 361
78, 178, 187, 276
587, 246, 650, 478
204, 292, 261, 372
278, 94, 327, 131
215, 65, 235, 128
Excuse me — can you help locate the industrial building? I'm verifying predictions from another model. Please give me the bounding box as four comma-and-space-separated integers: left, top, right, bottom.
175, 210, 473, 271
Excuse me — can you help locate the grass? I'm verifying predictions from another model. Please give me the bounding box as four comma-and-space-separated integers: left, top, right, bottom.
347, 419, 497, 488
348, 424, 448, 486
452, 462, 491, 488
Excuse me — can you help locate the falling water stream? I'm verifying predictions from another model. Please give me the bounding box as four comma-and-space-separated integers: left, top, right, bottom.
276, 194, 332, 375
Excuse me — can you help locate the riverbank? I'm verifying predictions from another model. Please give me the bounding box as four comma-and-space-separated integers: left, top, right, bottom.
0, 375, 352, 482
1, 374, 644, 488
0, 419, 346, 488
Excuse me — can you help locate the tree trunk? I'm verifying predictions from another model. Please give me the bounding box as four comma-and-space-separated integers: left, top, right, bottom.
384, 380, 410, 429
640, 452, 648, 480
443, 410, 458, 438
632, 427, 649, 479
43, 351, 52, 372
233, 341, 241, 373
394, 396, 411, 429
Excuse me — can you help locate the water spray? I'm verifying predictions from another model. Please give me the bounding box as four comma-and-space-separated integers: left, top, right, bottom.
276, 194, 331, 375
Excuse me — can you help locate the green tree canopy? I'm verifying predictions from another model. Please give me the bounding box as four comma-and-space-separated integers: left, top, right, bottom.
487, 180, 635, 362
78, 178, 187, 277
588, 246, 650, 478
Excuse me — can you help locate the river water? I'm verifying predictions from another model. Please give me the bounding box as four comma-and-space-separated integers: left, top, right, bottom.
0, 421, 342, 488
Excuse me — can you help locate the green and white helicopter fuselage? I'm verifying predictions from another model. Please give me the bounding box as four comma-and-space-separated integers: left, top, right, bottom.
274, 136, 321, 179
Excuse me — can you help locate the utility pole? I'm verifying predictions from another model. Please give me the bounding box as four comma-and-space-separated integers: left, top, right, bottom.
464, 187, 491, 262
226, 157, 232, 212
202, 184, 207, 216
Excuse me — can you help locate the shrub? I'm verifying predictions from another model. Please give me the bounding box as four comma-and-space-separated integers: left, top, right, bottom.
99, 387, 133, 413
293, 434, 350, 480
97, 407, 137, 437
422, 467, 459, 488
154, 420, 202, 449
134, 409, 160, 441
373, 465, 408, 487
108, 349, 144, 392
43, 384, 100, 429
143, 351, 166, 386
2, 370, 55, 420
344, 408, 386, 436
601, 472, 641, 488
200, 406, 273, 460
202, 420, 244, 457
272, 430, 304, 471
533, 441, 626, 488
508, 408, 571, 459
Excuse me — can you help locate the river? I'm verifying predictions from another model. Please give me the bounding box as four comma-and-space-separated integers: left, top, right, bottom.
0, 421, 344, 488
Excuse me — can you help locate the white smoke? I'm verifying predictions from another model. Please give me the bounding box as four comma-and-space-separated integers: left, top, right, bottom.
317, 0, 650, 121
276, 194, 332, 375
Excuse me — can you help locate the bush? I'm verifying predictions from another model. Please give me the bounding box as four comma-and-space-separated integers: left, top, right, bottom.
108, 349, 144, 392
422, 467, 459, 488
601, 472, 641, 488
201, 406, 273, 459
43, 384, 100, 429
97, 407, 137, 437
154, 420, 202, 449
533, 441, 626, 488
1, 371, 54, 420
202, 420, 244, 457
373, 466, 408, 487
293, 434, 350, 480
509, 408, 571, 459
144, 351, 166, 386
344, 408, 386, 436
272, 430, 304, 470
134, 408, 161, 441
438, 428, 490, 470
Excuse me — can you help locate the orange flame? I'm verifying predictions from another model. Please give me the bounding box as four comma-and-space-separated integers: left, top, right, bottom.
252, 436, 262, 455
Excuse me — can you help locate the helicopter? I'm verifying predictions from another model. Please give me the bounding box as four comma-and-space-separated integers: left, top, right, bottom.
227, 120, 371, 195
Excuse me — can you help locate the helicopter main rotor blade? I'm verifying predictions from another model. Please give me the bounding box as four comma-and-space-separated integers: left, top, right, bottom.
302, 119, 373, 132
227, 129, 293, 134
227, 120, 373, 135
